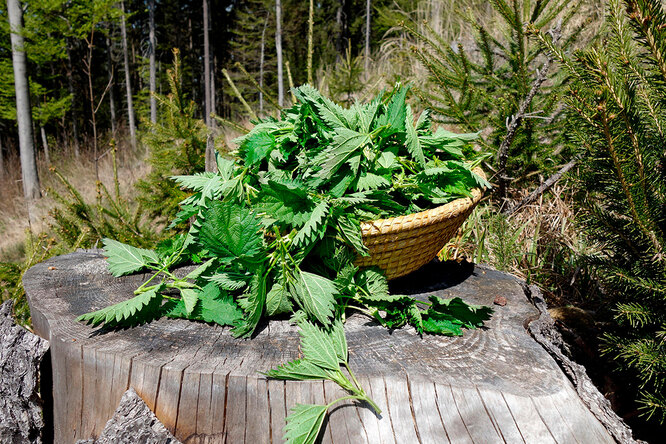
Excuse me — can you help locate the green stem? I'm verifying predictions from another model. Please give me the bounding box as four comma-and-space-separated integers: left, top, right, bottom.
325, 394, 381, 415
344, 361, 363, 392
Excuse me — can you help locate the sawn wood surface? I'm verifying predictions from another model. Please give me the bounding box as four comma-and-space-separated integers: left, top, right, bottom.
23, 250, 615, 443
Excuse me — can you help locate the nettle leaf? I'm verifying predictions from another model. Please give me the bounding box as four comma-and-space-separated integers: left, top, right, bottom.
234, 121, 282, 166
265, 280, 294, 316
405, 105, 426, 168
356, 172, 391, 192
291, 271, 337, 326
428, 296, 493, 329
198, 201, 264, 263
185, 258, 216, 281
415, 109, 431, 132
284, 403, 328, 444
255, 180, 314, 227
336, 214, 369, 257
298, 320, 340, 371
180, 288, 199, 315
265, 358, 333, 380
232, 269, 267, 338
77, 283, 165, 327
317, 128, 371, 179
165, 282, 243, 326
329, 319, 348, 362
377, 85, 408, 135
206, 271, 250, 291
295, 84, 353, 129
103, 238, 159, 277
356, 268, 389, 299
172, 172, 225, 205
293, 201, 329, 247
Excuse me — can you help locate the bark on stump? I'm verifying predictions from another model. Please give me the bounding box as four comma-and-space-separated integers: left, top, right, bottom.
24, 251, 619, 443
75, 388, 180, 444
0, 300, 50, 444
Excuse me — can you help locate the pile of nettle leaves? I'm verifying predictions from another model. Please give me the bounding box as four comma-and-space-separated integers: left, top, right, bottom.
78, 84, 492, 444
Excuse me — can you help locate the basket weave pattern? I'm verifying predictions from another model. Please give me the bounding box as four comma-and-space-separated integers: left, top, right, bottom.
356, 170, 485, 280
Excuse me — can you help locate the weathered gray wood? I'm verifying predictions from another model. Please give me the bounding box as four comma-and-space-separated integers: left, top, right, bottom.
24, 251, 622, 443
76, 387, 180, 444
0, 300, 50, 444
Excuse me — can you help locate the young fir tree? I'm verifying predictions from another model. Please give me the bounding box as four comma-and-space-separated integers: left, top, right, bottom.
538, 0, 666, 424
136, 49, 208, 223
403, 0, 589, 194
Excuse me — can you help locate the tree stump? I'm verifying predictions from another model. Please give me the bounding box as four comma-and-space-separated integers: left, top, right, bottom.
24, 251, 616, 443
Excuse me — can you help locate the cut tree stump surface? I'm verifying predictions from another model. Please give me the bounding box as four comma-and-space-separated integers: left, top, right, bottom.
23, 250, 615, 444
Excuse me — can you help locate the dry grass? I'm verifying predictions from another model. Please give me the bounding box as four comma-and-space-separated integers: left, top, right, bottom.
0, 139, 149, 263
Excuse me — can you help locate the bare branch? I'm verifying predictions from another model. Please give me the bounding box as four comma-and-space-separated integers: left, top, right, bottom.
496, 23, 562, 203
503, 156, 579, 216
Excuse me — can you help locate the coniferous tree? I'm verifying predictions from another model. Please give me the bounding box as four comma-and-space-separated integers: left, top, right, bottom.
136, 50, 208, 223
538, 0, 666, 424
403, 0, 588, 198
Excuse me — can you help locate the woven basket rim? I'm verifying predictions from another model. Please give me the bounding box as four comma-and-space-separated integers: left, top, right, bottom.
360, 167, 486, 236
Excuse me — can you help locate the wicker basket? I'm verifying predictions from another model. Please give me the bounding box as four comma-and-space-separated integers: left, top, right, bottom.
355, 168, 485, 280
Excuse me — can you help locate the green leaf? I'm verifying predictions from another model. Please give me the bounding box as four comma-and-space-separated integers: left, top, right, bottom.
172, 172, 225, 204
329, 319, 348, 362
298, 320, 341, 371
232, 269, 267, 337
102, 238, 159, 277
77, 283, 165, 327
420, 296, 492, 336
180, 288, 199, 315
185, 258, 216, 281
293, 201, 329, 247
427, 296, 493, 329
255, 180, 314, 227
265, 358, 334, 380
405, 105, 426, 168
235, 122, 281, 166
206, 271, 249, 291
356, 172, 391, 191
165, 283, 243, 326
283, 403, 328, 444
317, 128, 371, 179
336, 214, 369, 257
356, 268, 389, 299
265, 280, 294, 316
291, 271, 337, 326
198, 201, 265, 263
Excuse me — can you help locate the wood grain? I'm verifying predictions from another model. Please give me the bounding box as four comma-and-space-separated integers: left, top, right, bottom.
24, 251, 616, 443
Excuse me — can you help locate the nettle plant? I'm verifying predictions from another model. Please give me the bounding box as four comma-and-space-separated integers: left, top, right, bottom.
78, 84, 492, 443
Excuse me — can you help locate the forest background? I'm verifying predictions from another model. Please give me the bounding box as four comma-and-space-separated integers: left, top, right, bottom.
0, 0, 664, 441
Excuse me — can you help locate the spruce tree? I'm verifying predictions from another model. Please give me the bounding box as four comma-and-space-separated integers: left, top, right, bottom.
538, 0, 666, 423
403, 0, 588, 195
136, 50, 208, 223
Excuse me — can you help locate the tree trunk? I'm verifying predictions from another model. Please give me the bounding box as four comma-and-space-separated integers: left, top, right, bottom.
0, 136, 5, 181
66, 41, 80, 158
148, 0, 157, 125
203, 0, 211, 124
40, 125, 49, 166
211, 55, 216, 117
365, 0, 371, 74
259, 14, 268, 113
120, 1, 137, 151
275, 0, 284, 107
106, 35, 117, 139
7, 0, 40, 200
203, 0, 215, 172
